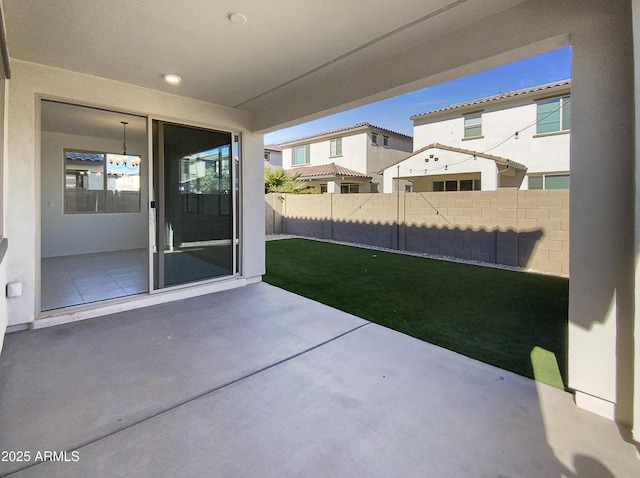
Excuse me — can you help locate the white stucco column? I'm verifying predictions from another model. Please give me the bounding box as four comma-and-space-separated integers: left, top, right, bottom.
632, 0, 640, 443
327, 180, 341, 194
0, 78, 8, 352
481, 166, 499, 191
568, 2, 635, 427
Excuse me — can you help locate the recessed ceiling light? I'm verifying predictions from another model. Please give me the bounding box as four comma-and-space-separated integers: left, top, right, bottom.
163, 74, 181, 85
228, 12, 247, 24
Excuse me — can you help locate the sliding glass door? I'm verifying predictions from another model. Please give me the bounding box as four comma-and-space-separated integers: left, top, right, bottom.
153, 121, 237, 289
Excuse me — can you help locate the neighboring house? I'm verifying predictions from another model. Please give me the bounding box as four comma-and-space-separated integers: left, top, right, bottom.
263, 144, 283, 170
381, 80, 571, 193
279, 122, 412, 193
287, 163, 372, 193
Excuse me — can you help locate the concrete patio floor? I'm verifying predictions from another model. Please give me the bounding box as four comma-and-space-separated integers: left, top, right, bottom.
0, 282, 638, 477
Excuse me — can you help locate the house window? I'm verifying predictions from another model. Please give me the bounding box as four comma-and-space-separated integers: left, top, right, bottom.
464, 112, 482, 138
459, 179, 473, 191
445, 180, 458, 191
293, 144, 310, 165
340, 184, 360, 193
330, 138, 342, 157
264, 151, 271, 161
371, 133, 378, 145
529, 173, 570, 190
432, 178, 481, 192
536, 96, 570, 134
64, 150, 141, 214
383, 136, 389, 147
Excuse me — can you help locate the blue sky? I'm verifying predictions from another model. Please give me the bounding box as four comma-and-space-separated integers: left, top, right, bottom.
264, 46, 572, 145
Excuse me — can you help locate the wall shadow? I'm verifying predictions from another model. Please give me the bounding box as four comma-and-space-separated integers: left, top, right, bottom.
280, 216, 544, 269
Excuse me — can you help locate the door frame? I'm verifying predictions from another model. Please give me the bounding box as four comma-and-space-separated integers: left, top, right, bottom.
148, 117, 242, 294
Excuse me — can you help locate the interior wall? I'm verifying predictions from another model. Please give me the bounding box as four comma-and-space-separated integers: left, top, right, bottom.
6, 60, 261, 327
41, 131, 148, 258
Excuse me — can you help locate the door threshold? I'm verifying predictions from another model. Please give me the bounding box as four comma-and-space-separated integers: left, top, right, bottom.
34, 276, 258, 330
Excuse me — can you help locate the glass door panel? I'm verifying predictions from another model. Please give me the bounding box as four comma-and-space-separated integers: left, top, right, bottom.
153, 121, 234, 288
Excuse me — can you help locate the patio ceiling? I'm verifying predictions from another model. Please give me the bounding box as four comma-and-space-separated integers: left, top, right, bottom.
2, 0, 530, 131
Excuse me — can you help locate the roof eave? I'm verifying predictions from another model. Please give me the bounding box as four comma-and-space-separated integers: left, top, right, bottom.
410, 80, 571, 122
376, 143, 524, 173
277, 122, 412, 148
300, 174, 372, 181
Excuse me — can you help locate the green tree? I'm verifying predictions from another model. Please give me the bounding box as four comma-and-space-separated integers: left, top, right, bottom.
264, 168, 315, 194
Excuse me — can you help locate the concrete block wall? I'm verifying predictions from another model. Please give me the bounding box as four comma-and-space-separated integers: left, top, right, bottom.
266, 189, 569, 275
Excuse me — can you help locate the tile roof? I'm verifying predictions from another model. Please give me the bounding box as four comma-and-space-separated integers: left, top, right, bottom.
410, 79, 571, 120
288, 162, 372, 180
277, 122, 411, 146
65, 151, 105, 162
264, 144, 282, 152
378, 143, 527, 173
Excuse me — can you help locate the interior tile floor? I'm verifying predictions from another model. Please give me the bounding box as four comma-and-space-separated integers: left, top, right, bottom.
40, 249, 148, 311
1, 283, 639, 477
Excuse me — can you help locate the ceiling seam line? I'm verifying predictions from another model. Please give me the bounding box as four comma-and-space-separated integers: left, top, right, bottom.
233, 0, 471, 109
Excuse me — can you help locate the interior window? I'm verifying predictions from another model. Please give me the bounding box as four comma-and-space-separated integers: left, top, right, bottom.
65, 150, 141, 213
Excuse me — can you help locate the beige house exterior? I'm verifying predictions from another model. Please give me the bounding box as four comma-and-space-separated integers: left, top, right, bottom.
280, 122, 412, 193
287, 162, 372, 193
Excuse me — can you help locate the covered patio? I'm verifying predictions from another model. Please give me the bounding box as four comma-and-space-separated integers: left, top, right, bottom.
0, 283, 637, 477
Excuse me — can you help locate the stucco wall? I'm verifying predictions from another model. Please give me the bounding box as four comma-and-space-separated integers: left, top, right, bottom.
282, 133, 369, 173
567, 1, 635, 426
385, 97, 571, 193
266, 189, 569, 275
412, 96, 571, 178
5, 60, 263, 327
383, 148, 500, 192
264, 150, 282, 169
634, 0, 640, 444
0, 79, 8, 350
282, 131, 412, 191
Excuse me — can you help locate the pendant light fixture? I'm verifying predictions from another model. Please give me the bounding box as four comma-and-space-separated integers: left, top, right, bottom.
108, 120, 140, 168
121, 121, 128, 155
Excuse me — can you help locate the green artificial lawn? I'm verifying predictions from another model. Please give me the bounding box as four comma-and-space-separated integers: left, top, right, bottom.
264, 238, 569, 389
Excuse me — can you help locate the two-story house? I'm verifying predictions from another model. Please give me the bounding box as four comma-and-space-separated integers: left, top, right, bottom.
264, 144, 283, 170
279, 122, 412, 193
380, 80, 571, 192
